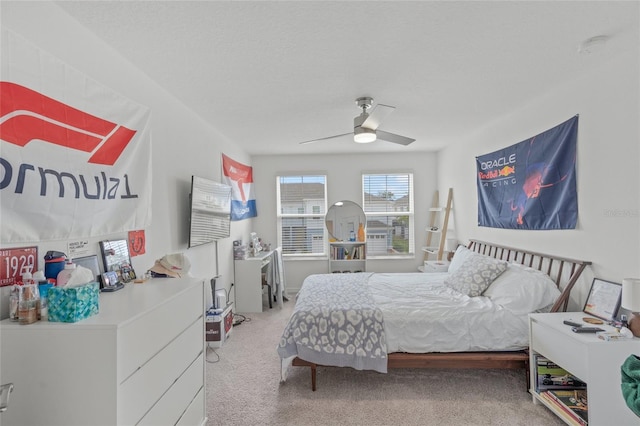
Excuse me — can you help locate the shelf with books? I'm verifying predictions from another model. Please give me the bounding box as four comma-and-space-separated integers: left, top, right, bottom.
543, 389, 588, 426
533, 354, 586, 393
329, 241, 366, 273
532, 346, 589, 424
538, 391, 586, 426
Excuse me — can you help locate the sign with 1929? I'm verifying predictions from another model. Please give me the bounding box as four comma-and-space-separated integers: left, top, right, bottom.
0, 247, 38, 287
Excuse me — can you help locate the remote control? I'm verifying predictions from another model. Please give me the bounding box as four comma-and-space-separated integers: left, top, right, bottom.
563, 320, 582, 327
571, 326, 604, 333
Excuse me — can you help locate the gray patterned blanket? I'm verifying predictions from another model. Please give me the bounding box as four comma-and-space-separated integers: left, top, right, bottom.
277, 273, 387, 373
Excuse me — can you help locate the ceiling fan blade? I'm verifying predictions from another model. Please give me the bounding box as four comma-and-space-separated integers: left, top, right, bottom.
376, 130, 415, 146
299, 132, 352, 145
361, 104, 395, 130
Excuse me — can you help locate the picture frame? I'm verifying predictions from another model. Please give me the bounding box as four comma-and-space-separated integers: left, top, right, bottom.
101, 271, 124, 292
71, 255, 101, 283
583, 278, 622, 322
0, 246, 37, 287
102, 271, 116, 287
250, 232, 261, 256
99, 239, 136, 283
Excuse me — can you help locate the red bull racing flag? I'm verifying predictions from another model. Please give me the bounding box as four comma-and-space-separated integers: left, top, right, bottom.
476, 115, 578, 230
221, 153, 257, 221
1, 31, 152, 243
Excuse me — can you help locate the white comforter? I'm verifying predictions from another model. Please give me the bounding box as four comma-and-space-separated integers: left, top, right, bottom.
368, 273, 529, 353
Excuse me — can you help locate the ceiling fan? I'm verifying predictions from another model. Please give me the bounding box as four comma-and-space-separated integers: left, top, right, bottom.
299, 97, 415, 146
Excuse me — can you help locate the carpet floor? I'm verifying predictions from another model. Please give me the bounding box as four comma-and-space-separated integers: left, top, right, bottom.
205, 297, 564, 426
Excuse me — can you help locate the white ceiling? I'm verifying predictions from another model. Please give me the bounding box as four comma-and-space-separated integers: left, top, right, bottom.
54, 1, 639, 156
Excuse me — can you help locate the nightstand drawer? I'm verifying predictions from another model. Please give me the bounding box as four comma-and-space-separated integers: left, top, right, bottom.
531, 320, 589, 382
423, 261, 450, 273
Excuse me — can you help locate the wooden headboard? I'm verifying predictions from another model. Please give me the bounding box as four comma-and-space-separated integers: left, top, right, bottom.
467, 240, 591, 312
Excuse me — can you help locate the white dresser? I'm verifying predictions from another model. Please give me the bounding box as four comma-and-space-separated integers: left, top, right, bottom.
0, 277, 206, 426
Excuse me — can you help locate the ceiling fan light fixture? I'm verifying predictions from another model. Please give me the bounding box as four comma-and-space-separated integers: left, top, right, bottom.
299, 96, 413, 146
354, 127, 376, 143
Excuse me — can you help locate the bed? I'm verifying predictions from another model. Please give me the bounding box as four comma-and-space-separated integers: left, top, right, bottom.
277, 240, 591, 391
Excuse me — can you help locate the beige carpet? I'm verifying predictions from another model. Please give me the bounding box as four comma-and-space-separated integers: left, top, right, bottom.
205, 298, 564, 426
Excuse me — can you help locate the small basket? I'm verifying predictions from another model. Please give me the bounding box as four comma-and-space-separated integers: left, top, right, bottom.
48, 282, 100, 323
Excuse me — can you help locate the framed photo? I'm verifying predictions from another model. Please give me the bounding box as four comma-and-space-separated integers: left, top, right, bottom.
101, 271, 124, 292
250, 232, 261, 256
583, 278, 622, 322
99, 239, 136, 283
101, 271, 118, 288
0, 246, 37, 287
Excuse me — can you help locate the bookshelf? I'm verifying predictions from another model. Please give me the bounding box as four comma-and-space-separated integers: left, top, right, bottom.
532, 354, 587, 425
529, 312, 639, 425
329, 241, 366, 273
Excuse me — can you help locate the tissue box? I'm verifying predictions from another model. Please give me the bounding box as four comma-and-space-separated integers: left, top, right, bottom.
48, 282, 100, 323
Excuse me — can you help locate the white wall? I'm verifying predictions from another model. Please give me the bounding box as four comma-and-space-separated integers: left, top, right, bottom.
251, 152, 438, 291
438, 49, 640, 308
0, 2, 252, 316
3, 2, 637, 312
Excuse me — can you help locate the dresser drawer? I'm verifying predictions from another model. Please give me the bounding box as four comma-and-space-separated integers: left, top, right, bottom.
119, 318, 203, 425
531, 320, 588, 382
177, 387, 205, 426
138, 353, 205, 426
118, 284, 203, 382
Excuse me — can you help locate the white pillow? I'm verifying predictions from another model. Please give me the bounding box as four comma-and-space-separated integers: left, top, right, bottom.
483, 262, 561, 314
444, 253, 508, 297
447, 245, 474, 273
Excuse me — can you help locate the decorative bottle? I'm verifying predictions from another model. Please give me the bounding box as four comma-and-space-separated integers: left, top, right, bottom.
357, 223, 365, 242
56, 261, 76, 287
9, 285, 20, 321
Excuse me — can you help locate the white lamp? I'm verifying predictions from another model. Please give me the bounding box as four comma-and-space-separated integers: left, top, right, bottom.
354, 127, 376, 143
622, 278, 640, 337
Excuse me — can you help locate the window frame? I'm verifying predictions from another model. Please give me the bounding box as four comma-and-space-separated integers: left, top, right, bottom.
276, 174, 328, 259
362, 172, 415, 260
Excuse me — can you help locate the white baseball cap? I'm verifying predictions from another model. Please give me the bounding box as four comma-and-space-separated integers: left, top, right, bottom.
149, 253, 191, 278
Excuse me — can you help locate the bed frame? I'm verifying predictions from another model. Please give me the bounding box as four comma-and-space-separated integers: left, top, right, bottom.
291, 239, 591, 391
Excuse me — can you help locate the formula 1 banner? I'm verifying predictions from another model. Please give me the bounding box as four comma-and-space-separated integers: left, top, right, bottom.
476, 115, 578, 230
0, 30, 152, 243
221, 153, 257, 220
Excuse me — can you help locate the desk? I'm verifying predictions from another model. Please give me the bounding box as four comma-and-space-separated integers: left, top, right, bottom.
234, 250, 277, 313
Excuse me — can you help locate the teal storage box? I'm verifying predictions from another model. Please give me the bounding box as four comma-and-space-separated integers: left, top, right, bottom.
48, 282, 100, 322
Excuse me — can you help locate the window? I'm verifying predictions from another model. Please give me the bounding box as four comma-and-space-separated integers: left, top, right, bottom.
362, 173, 414, 258
277, 175, 327, 256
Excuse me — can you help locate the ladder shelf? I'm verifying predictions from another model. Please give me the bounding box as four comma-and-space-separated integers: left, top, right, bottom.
422, 188, 453, 262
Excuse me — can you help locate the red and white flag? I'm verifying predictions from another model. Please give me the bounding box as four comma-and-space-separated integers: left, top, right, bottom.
0, 30, 152, 242
221, 153, 257, 220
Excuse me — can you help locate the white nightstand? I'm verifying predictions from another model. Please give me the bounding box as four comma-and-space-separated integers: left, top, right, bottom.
418, 260, 450, 273
529, 312, 640, 425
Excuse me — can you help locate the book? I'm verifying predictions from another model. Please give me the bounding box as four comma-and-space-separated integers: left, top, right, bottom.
537, 373, 587, 391
546, 389, 588, 425
536, 355, 569, 376
539, 392, 584, 426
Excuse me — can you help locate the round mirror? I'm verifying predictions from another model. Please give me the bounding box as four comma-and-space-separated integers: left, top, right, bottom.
325, 200, 366, 242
